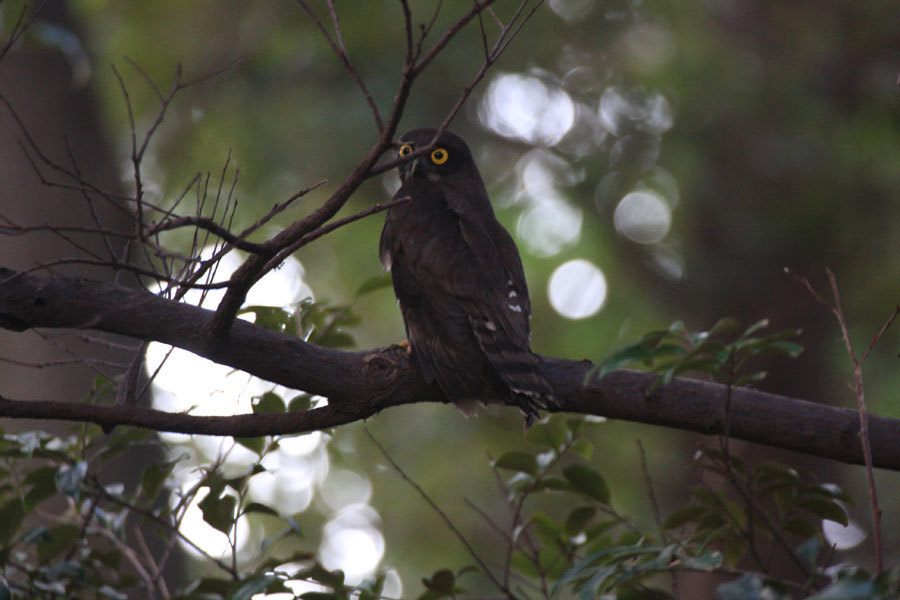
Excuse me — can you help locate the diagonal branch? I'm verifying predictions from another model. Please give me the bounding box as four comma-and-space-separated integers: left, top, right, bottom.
3, 268, 900, 473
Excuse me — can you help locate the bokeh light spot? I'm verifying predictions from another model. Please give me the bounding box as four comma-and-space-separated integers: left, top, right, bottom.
822, 518, 866, 550
516, 201, 582, 258
613, 191, 671, 244
480, 72, 575, 146
319, 505, 385, 584
599, 86, 673, 136
548, 259, 607, 319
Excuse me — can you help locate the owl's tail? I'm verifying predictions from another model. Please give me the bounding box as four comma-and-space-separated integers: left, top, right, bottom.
469, 317, 556, 426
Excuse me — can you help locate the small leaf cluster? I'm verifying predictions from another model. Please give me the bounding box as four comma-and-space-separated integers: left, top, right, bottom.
238, 274, 392, 349
489, 418, 722, 599
594, 318, 803, 387
665, 448, 852, 569
0, 417, 384, 600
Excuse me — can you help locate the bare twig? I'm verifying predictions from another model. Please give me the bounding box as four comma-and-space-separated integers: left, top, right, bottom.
365, 427, 517, 599
862, 305, 900, 362
788, 266, 884, 572
0, 0, 49, 62
297, 0, 383, 131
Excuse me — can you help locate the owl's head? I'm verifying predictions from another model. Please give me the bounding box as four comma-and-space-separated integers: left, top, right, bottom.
396, 128, 475, 184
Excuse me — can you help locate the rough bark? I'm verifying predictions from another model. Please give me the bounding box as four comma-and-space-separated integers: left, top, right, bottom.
2, 266, 899, 471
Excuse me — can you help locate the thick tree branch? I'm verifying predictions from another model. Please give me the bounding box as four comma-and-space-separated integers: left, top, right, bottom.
2, 267, 900, 472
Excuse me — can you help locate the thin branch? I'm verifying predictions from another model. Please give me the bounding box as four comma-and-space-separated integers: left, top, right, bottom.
824, 268, 883, 572
789, 267, 884, 572
296, 0, 383, 131
259, 197, 411, 275
365, 428, 517, 599
0, 0, 49, 62
862, 305, 900, 362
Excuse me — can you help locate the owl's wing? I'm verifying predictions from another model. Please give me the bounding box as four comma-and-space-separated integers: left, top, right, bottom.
454, 213, 553, 405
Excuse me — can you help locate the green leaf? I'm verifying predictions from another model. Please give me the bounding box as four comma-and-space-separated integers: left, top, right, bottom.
708, 317, 741, 337
234, 436, 266, 456
570, 439, 594, 459
530, 513, 566, 549
288, 394, 313, 412
238, 306, 293, 333
796, 496, 848, 526
564, 506, 597, 537
23, 466, 59, 512
228, 574, 280, 600
562, 464, 610, 504
252, 391, 285, 414
663, 505, 707, 530
422, 569, 455, 594
37, 524, 80, 563
0, 499, 25, 546
493, 451, 538, 476
526, 418, 567, 449
55, 461, 87, 499
141, 454, 188, 501
355, 274, 392, 298
198, 491, 237, 535
242, 502, 279, 517
783, 516, 819, 540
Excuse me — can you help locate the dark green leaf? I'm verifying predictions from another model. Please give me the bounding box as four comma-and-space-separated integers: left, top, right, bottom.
0, 499, 25, 546
252, 391, 285, 414
708, 317, 741, 337
565, 506, 597, 537
355, 274, 392, 298
23, 466, 59, 512
234, 436, 266, 456
422, 569, 455, 594
529, 513, 566, 549
37, 524, 80, 563
228, 574, 280, 600
238, 306, 293, 333
570, 439, 594, 459
288, 394, 313, 412
493, 451, 538, 476
141, 454, 188, 501
243, 502, 279, 517
663, 505, 707, 530
796, 496, 848, 526
526, 418, 567, 449
783, 516, 819, 540
198, 491, 237, 535
562, 464, 610, 504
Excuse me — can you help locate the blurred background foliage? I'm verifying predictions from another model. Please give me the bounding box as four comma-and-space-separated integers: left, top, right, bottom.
3, 0, 900, 596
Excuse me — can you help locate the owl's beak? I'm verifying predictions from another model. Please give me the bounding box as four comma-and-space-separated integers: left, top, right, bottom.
400, 157, 421, 183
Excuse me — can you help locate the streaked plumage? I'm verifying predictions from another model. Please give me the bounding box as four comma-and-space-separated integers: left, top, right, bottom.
379, 128, 554, 424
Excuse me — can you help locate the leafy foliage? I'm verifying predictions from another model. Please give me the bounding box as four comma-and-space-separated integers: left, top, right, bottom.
593, 318, 804, 387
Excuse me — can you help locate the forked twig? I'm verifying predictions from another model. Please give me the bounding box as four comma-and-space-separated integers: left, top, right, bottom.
787, 266, 884, 572
365, 427, 517, 599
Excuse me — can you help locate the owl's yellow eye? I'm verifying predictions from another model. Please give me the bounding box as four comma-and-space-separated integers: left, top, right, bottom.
398, 144, 413, 157
430, 148, 449, 164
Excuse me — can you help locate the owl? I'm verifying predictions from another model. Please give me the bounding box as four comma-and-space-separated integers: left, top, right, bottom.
379, 128, 554, 425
